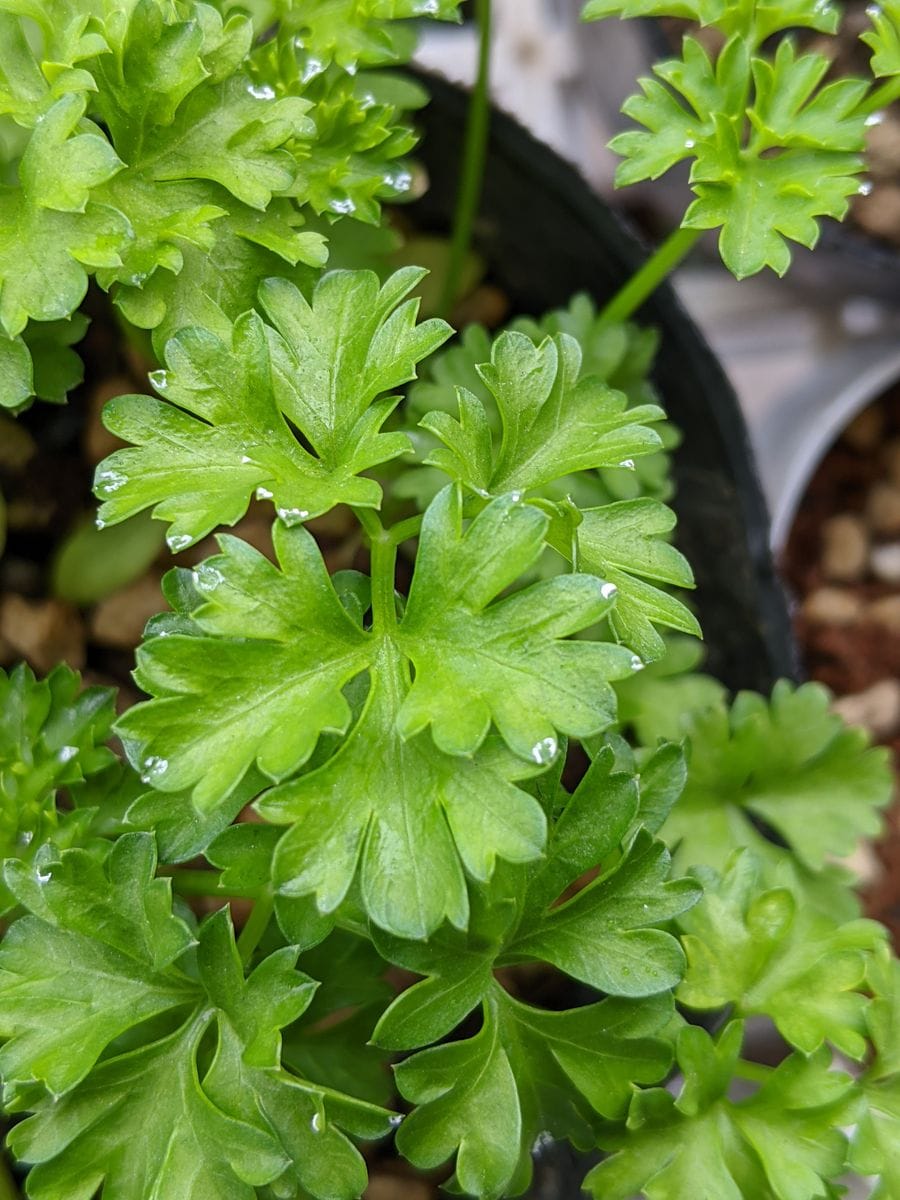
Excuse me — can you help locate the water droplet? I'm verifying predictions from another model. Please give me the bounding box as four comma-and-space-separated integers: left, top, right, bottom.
149, 369, 169, 391
600, 581, 618, 600
36, 868, 52, 884
383, 168, 412, 193
256, 486, 274, 501
858, 180, 873, 196
95, 516, 106, 530
684, 138, 696, 149
298, 54, 325, 82
388, 1114, 404, 1129
57, 745, 78, 764
865, 111, 885, 127
239, 455, 253, 465
532, 1131, 554, 1154
140, 756, 169, 784
509, 490, 524, 503
96, 467, 127, 494
530, 736, 558, 765
328, 197, 356, 215
167, 532, 193, 553
310, 1111, 323, 1133
618, 459, 636, 471
247, 82, 276, 100
277, 506, 310, 526
17, 830, 34, 847
630, 654, 644, 672
193, 564, 225, 593
867, 3, 882, 16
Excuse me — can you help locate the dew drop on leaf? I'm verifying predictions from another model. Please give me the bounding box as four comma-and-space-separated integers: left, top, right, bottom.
140, 756, 169, 783
167, 532, 193, 553
530, 736, 558, 765
600, 581, 618, 600
618, 459, 636, 471
630, 654, 644, 672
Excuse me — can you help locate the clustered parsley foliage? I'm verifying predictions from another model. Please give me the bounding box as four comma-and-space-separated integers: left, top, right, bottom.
584, 0, 900, 276
2, 1, 900, 1199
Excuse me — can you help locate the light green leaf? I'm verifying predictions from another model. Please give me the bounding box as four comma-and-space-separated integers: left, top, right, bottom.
678, 850, 885, 1058
422, 330, 665, 498
586, 1021, 859, 1200
396, 487, 639, 760
97, 269, 450, 547
662, 681, 892, 873
115, 524, 372, 810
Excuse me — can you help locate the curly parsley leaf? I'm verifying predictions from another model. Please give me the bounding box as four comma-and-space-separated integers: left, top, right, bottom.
678, 850, 885, 1059
367, 748, 698, 1046
0, 834, 197, 1094
547, 497, 700, 661
115, 524, 372, 810
281, 0, 462, 69
599, 23, 868, 277
849, 947, 900, 1197
862, 0, 900, 80
585, 1020, 859, 1200
0, 664, 117, 916
406, 296, 674, 509
395, 486, 639, 760
421, 330, 665, 497
2, 834, 393, 1200
0, 93, 129, 339
96, 268, 450, 548
261, 650, 546, 941
395, 987, 675, 1200
660, 681, 892, 873
581, 0, 841, 40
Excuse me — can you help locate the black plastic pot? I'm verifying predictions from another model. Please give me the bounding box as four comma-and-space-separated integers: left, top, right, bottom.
412, 75, 799, 698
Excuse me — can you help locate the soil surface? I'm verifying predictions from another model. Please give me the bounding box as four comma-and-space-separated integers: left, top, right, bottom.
781, 386, 900, 940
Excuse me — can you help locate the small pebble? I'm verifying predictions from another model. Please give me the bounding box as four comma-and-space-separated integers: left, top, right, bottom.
853, 181, 900, 243
0, 595, 85, 672
821, 513, 869, 582
801, 587, 864, 625
365, 1175, 433, 1200
867, 594, 900, 632
89, 575, 165, 650
866, 482, 900, 537
843, 405, 885, 453
833, 678, 900, 742
871, 541, 900, 584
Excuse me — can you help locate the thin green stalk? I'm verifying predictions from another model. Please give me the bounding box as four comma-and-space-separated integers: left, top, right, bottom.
598, 225, 703, 327
389, 513, 424, 546
439, 0, 492, 319
370, 532, 398, 634
168, 869, 256, 899
237, 894, 274, 966
733, 1058, 773, 1084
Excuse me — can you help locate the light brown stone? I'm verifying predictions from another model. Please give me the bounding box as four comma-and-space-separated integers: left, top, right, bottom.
365, 1175, 432, 1200
867, 594, 900, 633
843, 405, 885, 453
0, 594, 85, 672
867, 482, 900, 537
854, 182, 900, 243
801, 587, 864, 625
821, 513, 869, 582
833, 678, 900, 741
871, 541, 900, 584
89, 574, 166, 650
